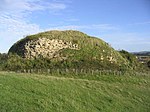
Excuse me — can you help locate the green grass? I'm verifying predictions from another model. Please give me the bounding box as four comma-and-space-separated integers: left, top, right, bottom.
0, 72, 150, 112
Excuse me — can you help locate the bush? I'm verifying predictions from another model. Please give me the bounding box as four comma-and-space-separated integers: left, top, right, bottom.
119, 50, 146, 71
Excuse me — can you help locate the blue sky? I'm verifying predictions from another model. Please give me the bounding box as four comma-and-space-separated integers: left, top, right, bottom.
0, 0, 150, 53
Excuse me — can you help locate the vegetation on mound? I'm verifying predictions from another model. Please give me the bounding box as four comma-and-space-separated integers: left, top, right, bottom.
0, 30, 147, 72
119, 50, 150, 71
7, 30, 130, 71
0, 72, 149, 112
0, 53, 120, 71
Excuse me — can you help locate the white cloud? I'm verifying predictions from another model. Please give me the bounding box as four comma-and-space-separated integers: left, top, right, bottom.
0, 13, 41, 53
0, 16, 40, 36
0, 0, 67, 12
0, 0, 67, 19
0, 0, 68, 52
48, 3, 66, 10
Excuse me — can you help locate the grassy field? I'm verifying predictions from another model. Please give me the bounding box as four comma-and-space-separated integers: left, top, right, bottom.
0, 72, 150, 112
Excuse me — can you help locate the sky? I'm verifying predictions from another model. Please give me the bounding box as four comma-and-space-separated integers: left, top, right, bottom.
0, 0, 150, 53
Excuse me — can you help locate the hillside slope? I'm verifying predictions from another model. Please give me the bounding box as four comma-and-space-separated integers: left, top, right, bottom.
8, 30, 129, 70
0, 72, 149, 112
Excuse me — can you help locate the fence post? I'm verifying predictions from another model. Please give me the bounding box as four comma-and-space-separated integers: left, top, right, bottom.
28, 69, 30, 73
65, 68, 69, 73
31, 69, 33, 73
99, 70, 101, 75
57, 69, 60, 74
92, 70, 94, 75
75, 69, 78, 75
47, 69, 50, 73
113, 71, 116, 75
72, 69, 75, 74
38, 69, 41, 74
119, 71, 122, 75
84, 69, 86, 74
80, 69, 83, 74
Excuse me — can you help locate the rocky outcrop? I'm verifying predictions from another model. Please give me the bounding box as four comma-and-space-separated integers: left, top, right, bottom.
19, 38, 79, 59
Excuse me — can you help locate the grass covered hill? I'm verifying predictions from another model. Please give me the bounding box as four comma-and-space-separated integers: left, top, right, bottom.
8, 30, 129, 71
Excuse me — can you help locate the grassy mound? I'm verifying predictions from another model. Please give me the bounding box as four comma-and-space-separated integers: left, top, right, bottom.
8, 30, 129, 71
0, 72, 149, 112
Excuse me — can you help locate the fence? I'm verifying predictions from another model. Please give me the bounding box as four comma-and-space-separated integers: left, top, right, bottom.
14, 68, 149, 76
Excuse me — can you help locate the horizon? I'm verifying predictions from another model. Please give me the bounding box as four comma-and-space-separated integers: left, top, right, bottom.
0, 0, 150, 53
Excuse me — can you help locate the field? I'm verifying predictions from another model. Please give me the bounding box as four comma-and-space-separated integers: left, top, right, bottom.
0, 71, 150, 112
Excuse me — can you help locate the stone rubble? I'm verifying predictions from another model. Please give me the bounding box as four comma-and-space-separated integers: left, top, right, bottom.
22, 38, 79, 59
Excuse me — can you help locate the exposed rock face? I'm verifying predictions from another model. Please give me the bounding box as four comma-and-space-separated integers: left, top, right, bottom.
20, 38, 79, 59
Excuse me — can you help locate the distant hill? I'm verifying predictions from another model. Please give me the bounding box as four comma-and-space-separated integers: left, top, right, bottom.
132, 51, 150, 56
